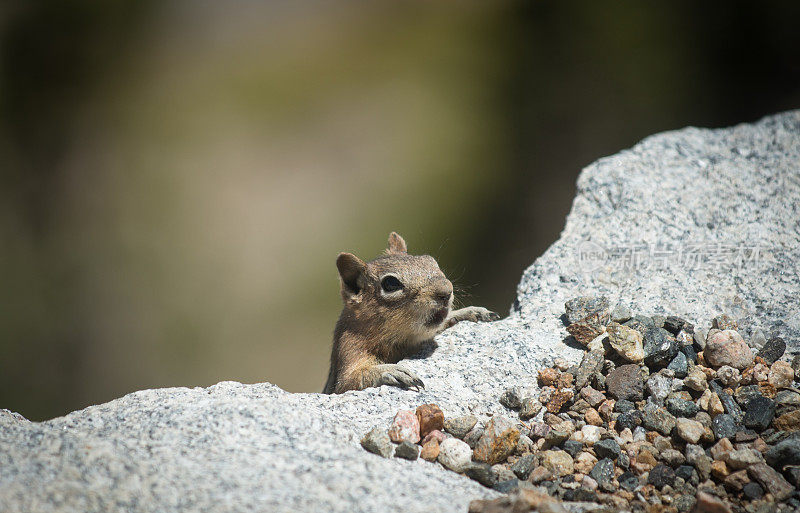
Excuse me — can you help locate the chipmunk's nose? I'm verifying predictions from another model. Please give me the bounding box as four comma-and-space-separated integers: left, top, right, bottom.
434, 282, 453, 306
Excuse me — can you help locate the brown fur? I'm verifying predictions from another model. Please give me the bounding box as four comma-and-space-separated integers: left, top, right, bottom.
323, 232, 498, 394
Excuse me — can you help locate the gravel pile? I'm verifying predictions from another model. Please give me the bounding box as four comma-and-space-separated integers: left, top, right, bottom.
361, 297, 800, 513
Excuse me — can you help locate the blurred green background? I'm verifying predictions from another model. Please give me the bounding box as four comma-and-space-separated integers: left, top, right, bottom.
2, 1, 799, 420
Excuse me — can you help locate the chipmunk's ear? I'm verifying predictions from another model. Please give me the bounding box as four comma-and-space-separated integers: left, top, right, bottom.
336, 252, 367, 296
386, 232, 407, 254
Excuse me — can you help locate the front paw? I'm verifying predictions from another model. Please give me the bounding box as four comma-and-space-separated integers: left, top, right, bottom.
472, 307, 501, 322
446, 306, 501, 327
371, 364, 425, 391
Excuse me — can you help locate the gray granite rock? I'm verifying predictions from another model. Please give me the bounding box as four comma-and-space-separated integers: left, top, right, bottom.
515, 110, 800, 347
1, 111, 799, 513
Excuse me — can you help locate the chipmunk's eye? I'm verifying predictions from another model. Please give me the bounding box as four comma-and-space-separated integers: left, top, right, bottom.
380, 275, 403, 293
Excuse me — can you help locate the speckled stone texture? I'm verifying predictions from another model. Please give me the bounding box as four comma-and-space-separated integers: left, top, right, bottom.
516, 110, 800, 345
1, 111, 799, 513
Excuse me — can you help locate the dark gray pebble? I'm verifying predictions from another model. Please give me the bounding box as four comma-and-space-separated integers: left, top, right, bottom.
675, 465, 695, 482
648, 463, 675, 489
643, 327, 679, 369
666, 397, 699, 418
615, 410, 643, 432
680, 344, 698, 364
510, 454, 536, 480
464, 462, 497, 488
756, 336, 786, 365
562, 440, 583, 457
594, 439, 620, 460
711, 413, 738, 440
743, 395, 776, 431
664, 316, 693, 335
394, 441, 420, 460
614, 399, 636, 413
618, 471, 639, 491
667, 352, 688, 378
589, 458, 615, 485
765, 435, 800, 468
743, 482, 764, 500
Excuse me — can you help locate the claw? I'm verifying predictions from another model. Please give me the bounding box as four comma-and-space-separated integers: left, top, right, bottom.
375, 364, 425, 392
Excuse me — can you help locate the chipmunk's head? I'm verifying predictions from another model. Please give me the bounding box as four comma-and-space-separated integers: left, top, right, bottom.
336, 232, 453, 342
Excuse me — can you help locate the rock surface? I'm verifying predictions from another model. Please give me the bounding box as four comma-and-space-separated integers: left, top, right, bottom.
2, 111, 799, 512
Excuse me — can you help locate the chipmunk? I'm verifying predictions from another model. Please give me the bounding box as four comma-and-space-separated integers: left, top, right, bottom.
322, 232, 500, 394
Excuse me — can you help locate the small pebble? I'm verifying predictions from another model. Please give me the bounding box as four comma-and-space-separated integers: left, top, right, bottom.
742, 395, 775, 431
519, 398, 543, 421
649, 463, 676, 489
668, 351, 689, 378
749, 329, 767, 350
499, 387, 526, 410
464, 462, 497, 488
420, 438, 439, 461
747, 462, 794, 501
583, 408, 602, 426
606, 364, 644, 401
711, 414, 737, 440
438, 438, 473, 472
444, 415, 478, 439
491, 479, 519, 494
510, 454, 536, 480
614, 399, 635, 413
714, 366, 741, 387
646, 373, 673, 403
473, 416, 520, 465
684, 367, 708, 391
693, 329, 708, 350
673, 494, 696, 513
676, 418, 704, 444
588, 458, 615, 486
540, 450, 574, 477
724, 448, 763, 469
705, 330, 754, 370
742, 482, 763, 500
394, 441, 420, 460
464, 425, 484, 449
768, 360, 794, 389
361, 427, 394, 458
693, 491, 732, 513
564, 296, 610, 325
641, 403, 676, 436
664, 316, 692, 335
593, 439, 620, 460
667, 397, 699, 418
388, 410, 421, 443
421, 429, 446, 445
643, 327, 679, 369
756, 336, 786, 365
415, 404, 444, 438
606, 322, 645, 362
562, 440, 583, 457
